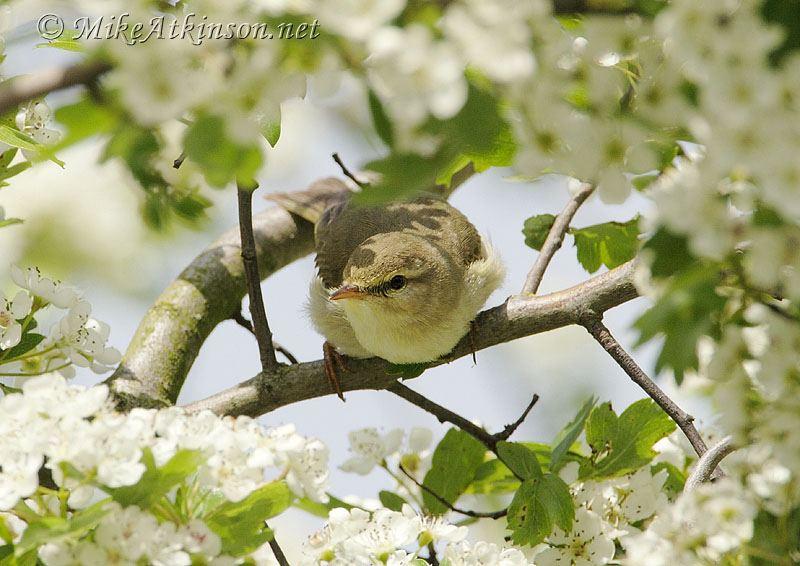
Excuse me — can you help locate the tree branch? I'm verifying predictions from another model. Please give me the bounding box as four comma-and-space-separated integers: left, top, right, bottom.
185, 261, 638, 417
684, 435, 736, 493
579, 314, 711, 461
0, 60, 111, 115
106, 177, 350, 409
389, 383, 497, 449
398, 464, 507, 519
237, 182, 279, 373
522, 182, 595, 295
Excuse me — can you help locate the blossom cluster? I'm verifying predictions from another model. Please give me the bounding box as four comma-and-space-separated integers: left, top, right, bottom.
300, 504, 530, 566
1, 266, 121, 378
0, 373, 329, 510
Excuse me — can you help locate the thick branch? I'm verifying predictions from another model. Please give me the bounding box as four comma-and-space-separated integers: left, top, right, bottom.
0, 60, 111, 115
106, 177, 350, 409
185, 259, 639, 417
684, 435, 736, 492
238, 183, 279, 373
522, 182, 595, 295
579, 315, 711, 461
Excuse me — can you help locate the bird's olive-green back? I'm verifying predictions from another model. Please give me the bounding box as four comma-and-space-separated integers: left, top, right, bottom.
314, 195, 483, 288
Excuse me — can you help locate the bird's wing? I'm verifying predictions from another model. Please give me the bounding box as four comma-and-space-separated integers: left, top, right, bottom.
264, 177, 352, 225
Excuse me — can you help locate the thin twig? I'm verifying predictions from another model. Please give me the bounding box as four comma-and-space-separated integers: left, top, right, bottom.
579, 314, 712, 462
684, 435, 736, 493
0, 60, 112, 115
389, 383, 497, 450
237, 182, 279, 373
522, 182, 595, 294
398, 465, 508, 519
267, 528, 291, 566
495, 394, 540, 442
173, 152, 187, 169
231, 310, 298, 364
332, 152, 366, 188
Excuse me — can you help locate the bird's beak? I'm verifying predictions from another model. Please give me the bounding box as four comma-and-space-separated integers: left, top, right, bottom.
329, 284, 368, 301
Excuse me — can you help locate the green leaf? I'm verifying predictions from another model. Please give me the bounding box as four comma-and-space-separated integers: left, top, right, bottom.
465, 459, 520, 495
0, 148, 17, 168
368, 89, 395, 148
360, 151, 448, 203
550, 397, 597, 472
103, 123, 166, 189
16, 499, 112, 555
0, 162, 32, 183
506, 472, 573, 546
293, 494, 355, 518
522, 214, 557, 251
0, 125, 43, 153
0, 333, 45, 360
106, 448, 203, 509
641, 227, 697, 279
651, 462, 686, 497
183, 113, 263, 188
762, 0, 800, 65
54, 99, 118, 149
0, 218, 23, 228
379, 491, 408, 512
261, 116, 281, 148
496, 442, 542, 480
422, 429, 486, 514
386, 362, 428, 379
749, 507, 800, 566
569, 215, 641, 273
206, 481, 292, 556
582, 399, 676, 479
634, 264, 725, 383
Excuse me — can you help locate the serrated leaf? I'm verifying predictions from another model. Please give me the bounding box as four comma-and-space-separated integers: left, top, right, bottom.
0, 162, 31, 182
522, 214, 557, 251
550, 397, 597, 472
205, 482, 292, 556
582, 399, 676, 479
368, 89, 395, 148
506, 472, 573, 546
570, 215, 641, 273
16, 499, 112, 555
0, 333, 44, 360
422, 429, 486, 514
106, 448, 203, 509
360, 152, 448, 203
496, 442, 542, 480
379, 490, 408, 512
634, 264, 725, 383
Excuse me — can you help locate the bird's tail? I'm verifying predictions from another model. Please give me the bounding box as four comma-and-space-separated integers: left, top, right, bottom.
264, 177, 353, 225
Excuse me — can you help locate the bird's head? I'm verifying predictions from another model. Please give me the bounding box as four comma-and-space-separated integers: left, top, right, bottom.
329, 231, 461, 325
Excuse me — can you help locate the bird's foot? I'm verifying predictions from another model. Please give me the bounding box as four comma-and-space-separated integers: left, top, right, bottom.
469, 320, 479, 365
323, 341, 348, 402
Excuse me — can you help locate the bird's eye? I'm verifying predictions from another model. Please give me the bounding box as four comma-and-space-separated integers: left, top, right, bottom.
389, 275, 407, 290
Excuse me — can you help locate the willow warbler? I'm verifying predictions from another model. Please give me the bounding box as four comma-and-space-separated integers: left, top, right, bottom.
268, 178, 505, 397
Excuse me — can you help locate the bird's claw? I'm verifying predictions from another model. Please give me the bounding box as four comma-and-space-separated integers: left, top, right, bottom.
323, 341, 348, 401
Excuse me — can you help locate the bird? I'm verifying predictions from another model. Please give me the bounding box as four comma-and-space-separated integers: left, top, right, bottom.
267, 177, 505, 399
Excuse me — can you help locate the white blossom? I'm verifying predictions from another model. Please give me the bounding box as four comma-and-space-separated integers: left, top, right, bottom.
340, 427, 403, 475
